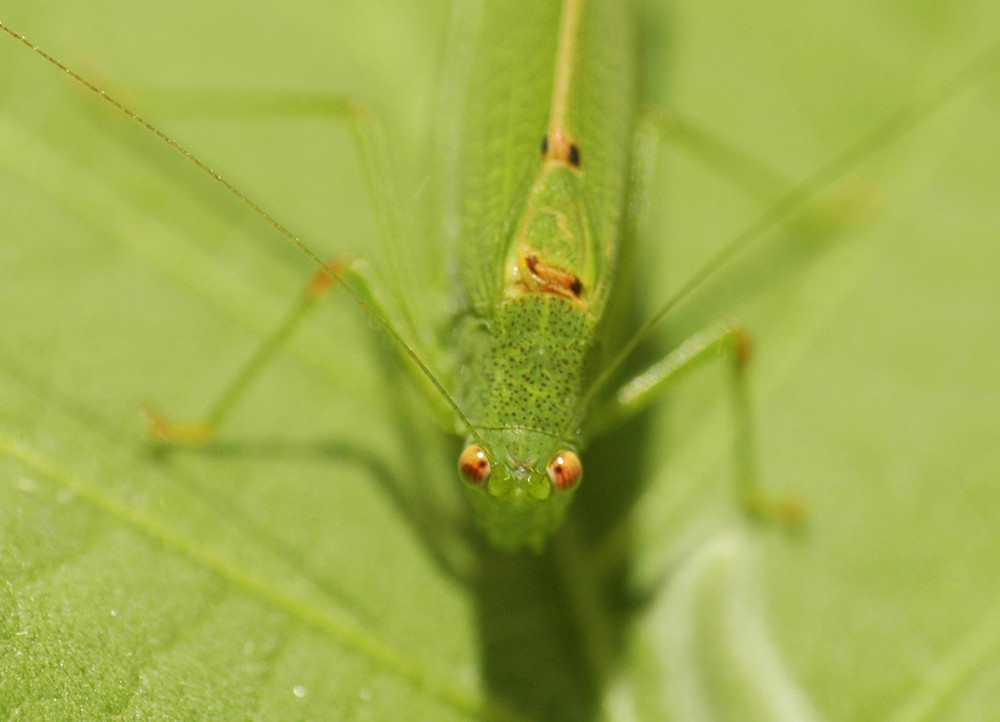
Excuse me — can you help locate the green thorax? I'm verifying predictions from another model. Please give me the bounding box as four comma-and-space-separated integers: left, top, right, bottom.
458, 293, 595, 445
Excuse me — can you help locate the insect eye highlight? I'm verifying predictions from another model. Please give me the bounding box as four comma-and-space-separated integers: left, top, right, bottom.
547, 450, 582, 490
459, 444, 491, 484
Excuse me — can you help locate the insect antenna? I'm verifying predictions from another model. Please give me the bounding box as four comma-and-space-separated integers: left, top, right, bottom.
554, 37, 1000, 453
0, 21, 495, 459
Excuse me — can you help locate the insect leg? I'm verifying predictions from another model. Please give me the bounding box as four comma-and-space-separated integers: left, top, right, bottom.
137, 92, 455, 440
145, 257, 367, 442
131, 89, 428, 340
588, 320, 804, 523
656, 109, 875, 232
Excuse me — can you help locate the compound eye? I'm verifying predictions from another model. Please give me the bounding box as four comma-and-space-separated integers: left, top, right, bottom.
547, 450, 582, 490
458, 444, 491, 484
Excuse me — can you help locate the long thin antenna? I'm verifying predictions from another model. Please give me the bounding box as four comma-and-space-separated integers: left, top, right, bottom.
568, 37, 1000, 443
0, 20, 496, 460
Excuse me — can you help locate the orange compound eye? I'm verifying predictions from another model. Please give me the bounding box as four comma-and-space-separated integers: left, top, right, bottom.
547, 450, 582, 490
459, 444, 491, 484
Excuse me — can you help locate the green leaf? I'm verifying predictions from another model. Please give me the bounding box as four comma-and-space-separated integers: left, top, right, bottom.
2, 1, 999, 720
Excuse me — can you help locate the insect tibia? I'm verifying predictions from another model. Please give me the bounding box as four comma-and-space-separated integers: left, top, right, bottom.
140, 257, 360, 444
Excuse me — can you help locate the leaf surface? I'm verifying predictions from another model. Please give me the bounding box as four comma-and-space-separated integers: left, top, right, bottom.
1, 1, 999, 720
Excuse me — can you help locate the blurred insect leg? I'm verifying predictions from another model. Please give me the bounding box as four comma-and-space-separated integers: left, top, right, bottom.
588, 320, 804, 524
144, 257, 369, 443
140, 89, 426, 343
660, 109, 877, 230
138, 91, 456, 439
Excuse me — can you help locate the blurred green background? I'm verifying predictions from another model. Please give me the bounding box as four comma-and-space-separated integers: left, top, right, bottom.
1, 1, 999, 720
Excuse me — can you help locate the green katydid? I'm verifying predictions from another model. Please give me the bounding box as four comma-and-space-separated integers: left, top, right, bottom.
1, 0, 996, 559
2, 0, 697, 553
